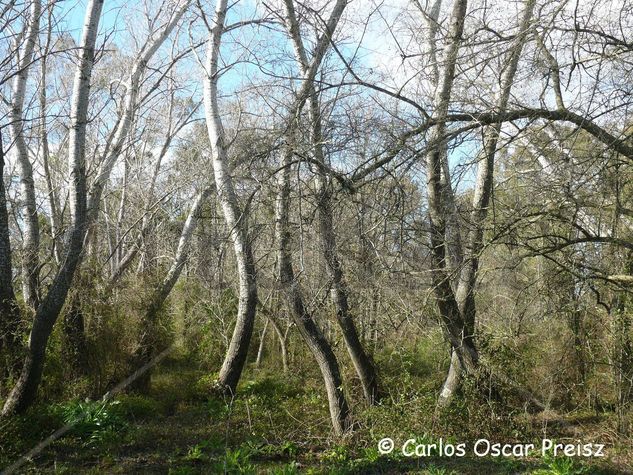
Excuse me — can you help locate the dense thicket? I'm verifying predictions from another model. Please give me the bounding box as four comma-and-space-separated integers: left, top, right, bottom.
1, 0, 632, 471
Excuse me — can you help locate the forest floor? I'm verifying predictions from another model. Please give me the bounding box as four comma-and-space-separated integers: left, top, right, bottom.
1, 350, 632, 474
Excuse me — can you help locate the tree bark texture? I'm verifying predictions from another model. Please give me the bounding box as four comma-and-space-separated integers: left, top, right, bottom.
2, 0, 104, 416
203, 0, 258, 395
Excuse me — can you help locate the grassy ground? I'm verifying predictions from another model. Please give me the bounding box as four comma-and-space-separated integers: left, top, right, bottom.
1, 351, 631, 474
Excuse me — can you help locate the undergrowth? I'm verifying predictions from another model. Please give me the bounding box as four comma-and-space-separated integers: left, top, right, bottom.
0, 344, 628, 474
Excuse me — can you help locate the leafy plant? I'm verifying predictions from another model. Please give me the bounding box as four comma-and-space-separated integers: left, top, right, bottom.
424, 464, 457, 475
185, 443, 207, 462
214, 448, 256, 474
533, 447, 589, 475
320, 445, 350, 464
58, 400, 127, 446
268, 461, 301, 475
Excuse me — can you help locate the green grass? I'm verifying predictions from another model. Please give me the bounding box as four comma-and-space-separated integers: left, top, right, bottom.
1, 349, 630, 474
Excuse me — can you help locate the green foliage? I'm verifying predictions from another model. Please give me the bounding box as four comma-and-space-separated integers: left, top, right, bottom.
2, 342, 626, 473
423, 464, 457, 475
242, 376, 302, 405
179, 285, 239, 369
359, 446, 381, 464
0, 404, 65, 467
320, 445, 351, 464
205, 396, 231, 419
185, 439, 214, 462
57, 399, 127, 445
114, 394, 163, 420
194, 372, 220, 397
268, 461, 301, 475
168, 468, 198, 475
532, 448, 589, 475
241, 439, 300, 460
213, 447, 256, 474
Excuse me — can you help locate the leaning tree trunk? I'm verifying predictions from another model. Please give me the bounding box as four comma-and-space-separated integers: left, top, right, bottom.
280, 0, 380, 405
57, 1, 192, 378
86, 0, 191, 225
9, 0, 42, 310
271, 318, 289, 374
438, 351, 462, 407
297, 28, 381, 403
418, 0, 464, 408
275, 144, 351, 435
431, 0, 536, 406
203, 0, 257, 395
424, 0, 479, 378
39, 7, 62, 265
455, 0, 536, 366
1, 0, 104, 417
131, 188, 212, 393
255, 318, 268, 368
311, 113, 381, 405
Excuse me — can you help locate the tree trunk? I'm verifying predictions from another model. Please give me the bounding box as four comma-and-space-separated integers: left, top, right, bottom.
9, 0, 42, 309
0, 130, 22, 384
255, 318, 268, 368
275, 142, 351, 435
203, 0, 257, 395
427, 0, 536, 404
424, 0, 479, 377
86, 1, 191, 225
315, 174, 380, 403
281, 0, 378, 405
1, 0, 104, 416
271, 315, 290, 373
39, 8, 62, 265
438, 350, 461, 408
275, 0, 354, 431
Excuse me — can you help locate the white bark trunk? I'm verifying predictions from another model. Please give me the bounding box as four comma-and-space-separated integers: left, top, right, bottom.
424, 0, 477, 373
39, 14, 62, 265
9, 0, 42, 309
87, 0, 191, 225
2, 0, 104, 416
203, 0, 258, 394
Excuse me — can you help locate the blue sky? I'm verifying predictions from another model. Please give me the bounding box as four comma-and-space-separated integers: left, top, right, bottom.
58, 0, 129, 40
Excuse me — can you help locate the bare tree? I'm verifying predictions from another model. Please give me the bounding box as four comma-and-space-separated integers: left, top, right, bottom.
435, 0, 537, 406
282, 0, 381, 405
2, 0, 104, 416
271, 0, 354, 434
38, 3, 62, 265
60, 0, 193, 373
87, 0, 192, 227
202, 0, 258, 394
8, 0, 42, 309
